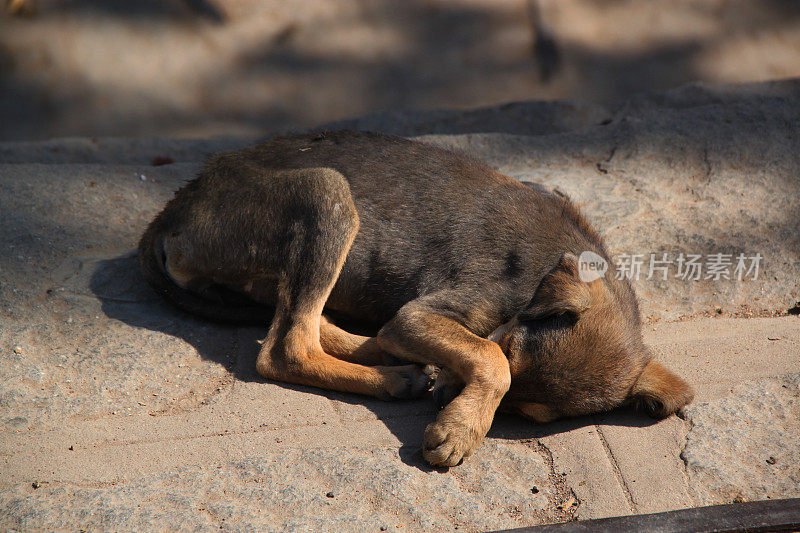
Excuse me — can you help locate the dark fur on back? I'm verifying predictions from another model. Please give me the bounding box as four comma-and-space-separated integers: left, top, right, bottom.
214, 130, 637, 334
143, 130, 627, 328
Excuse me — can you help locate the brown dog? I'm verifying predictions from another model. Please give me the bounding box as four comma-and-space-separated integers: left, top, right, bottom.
139, 130, 693, 467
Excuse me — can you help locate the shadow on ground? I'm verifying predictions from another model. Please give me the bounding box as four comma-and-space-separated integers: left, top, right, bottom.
92, 251, 659, 470
3, 0, 800, 140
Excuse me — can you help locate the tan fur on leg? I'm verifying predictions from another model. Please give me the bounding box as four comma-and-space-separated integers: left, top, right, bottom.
378, 308, 511, 466
319, 316, 386, 366
500, 401, 558, 423
257, 312, 429, 399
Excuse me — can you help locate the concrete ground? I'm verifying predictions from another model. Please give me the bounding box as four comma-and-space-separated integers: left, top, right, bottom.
1, 81, 799, 530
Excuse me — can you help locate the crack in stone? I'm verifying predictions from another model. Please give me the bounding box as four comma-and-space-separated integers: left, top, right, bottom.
594, 422, 637, 514
595, 145, 617, 174
677, 411, 700, 507
699, 143, 713, 198
527, 439, 580, 522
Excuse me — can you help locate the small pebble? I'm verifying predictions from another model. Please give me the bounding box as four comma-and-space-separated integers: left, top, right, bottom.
530, 486, 539, 494
766, 456, 777, 465
733, 494, 745, 504
13, 346, 22, 354
68, 445, 74, 451
32, 481, 41, 489
326, 492, 334, 498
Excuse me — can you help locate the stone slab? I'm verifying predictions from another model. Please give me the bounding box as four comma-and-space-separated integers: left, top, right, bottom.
682, 374, 800, 506
594, 413, 695, 515
0, 437, 566, 532
538, 421, 633, 520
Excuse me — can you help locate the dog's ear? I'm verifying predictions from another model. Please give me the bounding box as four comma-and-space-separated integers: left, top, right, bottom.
521, 253, 594, 319
630, 359, 694, 418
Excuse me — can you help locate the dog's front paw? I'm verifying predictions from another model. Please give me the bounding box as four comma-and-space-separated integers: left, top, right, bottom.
383, 364, 434, 400
422, 418, 482, 467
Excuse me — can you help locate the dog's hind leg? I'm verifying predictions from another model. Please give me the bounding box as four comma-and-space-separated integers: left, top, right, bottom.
319, 316, 387, 366
254, 168, 430, 399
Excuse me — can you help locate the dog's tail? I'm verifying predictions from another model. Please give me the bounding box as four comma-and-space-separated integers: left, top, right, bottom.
138, 219, 272, 326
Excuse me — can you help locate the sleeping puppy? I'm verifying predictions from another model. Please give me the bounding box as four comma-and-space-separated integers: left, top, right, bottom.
139, 130, 693, 466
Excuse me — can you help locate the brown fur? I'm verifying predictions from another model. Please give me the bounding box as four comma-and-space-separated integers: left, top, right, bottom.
630, 359, 695, 418
501, 401, 558, 424
138, 130, 694, 466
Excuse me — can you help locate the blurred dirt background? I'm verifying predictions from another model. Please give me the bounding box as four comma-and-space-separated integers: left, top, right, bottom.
2, 0, 800, 141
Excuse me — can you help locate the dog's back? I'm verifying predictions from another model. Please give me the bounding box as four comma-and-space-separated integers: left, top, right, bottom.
140, 130, 628, 334
226, 131, 614, 331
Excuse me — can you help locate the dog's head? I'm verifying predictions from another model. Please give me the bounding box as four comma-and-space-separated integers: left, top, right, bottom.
492, 253, 693, 423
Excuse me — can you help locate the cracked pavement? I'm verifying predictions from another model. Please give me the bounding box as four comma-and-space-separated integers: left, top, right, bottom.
2, 80, 799, 530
